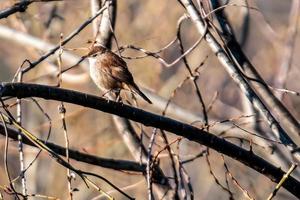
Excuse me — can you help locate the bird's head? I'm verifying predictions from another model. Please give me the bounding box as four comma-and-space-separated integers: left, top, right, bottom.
85, 41, 107, 58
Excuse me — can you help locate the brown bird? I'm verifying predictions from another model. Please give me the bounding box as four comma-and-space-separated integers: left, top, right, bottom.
86, 43, 152, 104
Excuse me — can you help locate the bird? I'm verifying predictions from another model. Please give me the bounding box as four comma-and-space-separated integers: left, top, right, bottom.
85, 43, 152, 104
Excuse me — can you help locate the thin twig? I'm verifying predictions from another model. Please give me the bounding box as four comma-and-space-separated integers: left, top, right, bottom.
22, 5, 109, 73
0, 113, 21, 199
267, 164, 297, 200
147, 128, 158, 200
16, 71, 27, 197
177, 140, 193, 199
1, 113, 133, 199
159, 130, 180, 199
176, 13, 208, 129
57, 34, 73, 200
0, 122, 159, 174
205, 150, 233, 196
221, 155, 253, 200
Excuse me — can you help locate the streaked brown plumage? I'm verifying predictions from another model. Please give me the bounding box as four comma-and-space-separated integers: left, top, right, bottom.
86, 44, 152, 104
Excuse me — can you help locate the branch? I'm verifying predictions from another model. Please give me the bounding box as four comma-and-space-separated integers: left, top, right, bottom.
209, 0, 295, 171
179, 0, 300, 160
91, 0, 117, 48
0, 0, 61, 19
0, 123, 143, 172
0, 24, 266, 143
0, 119, 168, 185
22, 4, 108, 73
0, 1, 32, 19
0, 82, 300, 198
209, 0, 300, 137
90, 0, 170, 197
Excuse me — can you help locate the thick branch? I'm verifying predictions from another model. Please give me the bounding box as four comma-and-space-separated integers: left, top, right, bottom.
0, 82, 299, 198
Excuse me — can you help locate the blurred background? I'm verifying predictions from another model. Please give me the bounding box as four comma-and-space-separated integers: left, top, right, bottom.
0, 0, 300, 199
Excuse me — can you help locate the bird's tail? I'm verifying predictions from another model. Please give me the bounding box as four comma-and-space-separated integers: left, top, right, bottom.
130, 83, 152, 104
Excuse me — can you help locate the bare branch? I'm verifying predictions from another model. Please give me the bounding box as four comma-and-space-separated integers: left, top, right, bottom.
0, 1, 31, 19
0, 82, 300, 198
0, 123, 157, 175
179, 0, 300, 161
209, 0, 300, 138
21, 5, 109, 73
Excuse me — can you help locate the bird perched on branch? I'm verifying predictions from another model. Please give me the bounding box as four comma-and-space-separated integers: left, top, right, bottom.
85, 43, 152, 104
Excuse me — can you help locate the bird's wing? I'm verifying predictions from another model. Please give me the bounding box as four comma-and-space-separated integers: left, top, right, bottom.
111, 66, 134, 84
106, 51, 128, 67
100, 53, 134, 84
98, 51, 152, 103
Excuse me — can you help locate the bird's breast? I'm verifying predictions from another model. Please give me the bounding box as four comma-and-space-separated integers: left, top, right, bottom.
88, 58, 106, 91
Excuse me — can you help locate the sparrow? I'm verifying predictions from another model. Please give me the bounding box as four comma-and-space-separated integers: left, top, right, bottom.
86, 43, 152, 104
